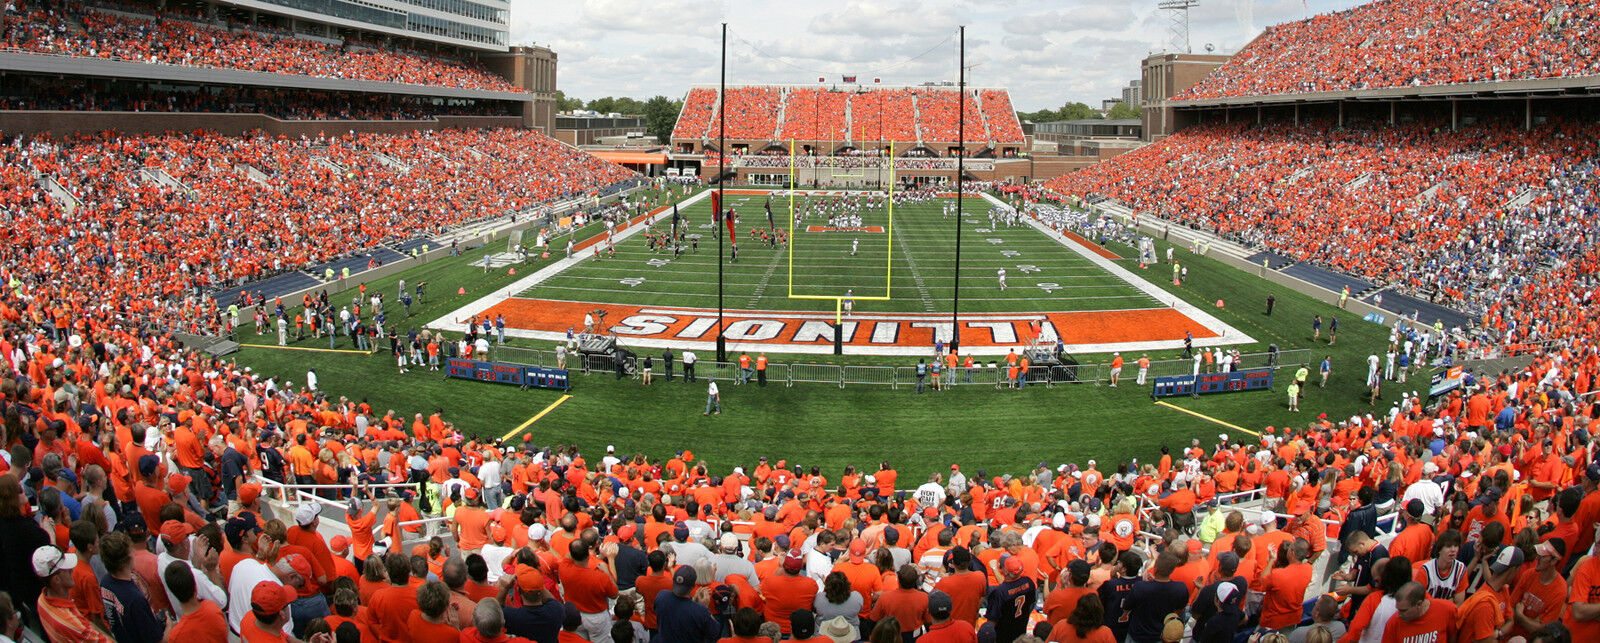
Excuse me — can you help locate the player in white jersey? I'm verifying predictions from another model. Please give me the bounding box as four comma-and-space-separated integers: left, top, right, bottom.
997, 268, 1007, 291
851, 238, 858, 256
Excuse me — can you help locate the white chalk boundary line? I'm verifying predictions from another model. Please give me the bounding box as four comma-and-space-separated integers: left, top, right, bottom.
430, 190, 1254, 356
429, 189, 716, 329
981, 192, 1255, 352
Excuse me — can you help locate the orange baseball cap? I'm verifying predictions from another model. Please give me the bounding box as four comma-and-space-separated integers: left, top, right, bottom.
238, 483, 262, 505
848, 538, 867, 562
167, 473, 193, 494
329, 536, 350, 554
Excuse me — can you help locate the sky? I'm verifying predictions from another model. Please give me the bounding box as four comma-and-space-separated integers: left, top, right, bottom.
509, 0, 1368, 112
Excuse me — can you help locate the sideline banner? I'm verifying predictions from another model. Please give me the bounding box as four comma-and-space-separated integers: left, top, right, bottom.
1151, 367, 1273, 398
446, 358, 570, 391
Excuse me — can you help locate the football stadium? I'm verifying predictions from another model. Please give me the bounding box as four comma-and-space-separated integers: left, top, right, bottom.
1, 1, 1598, 642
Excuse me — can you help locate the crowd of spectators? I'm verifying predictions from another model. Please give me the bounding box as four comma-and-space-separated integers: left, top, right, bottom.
913, 90, 987, 144
0, 76, 515, 120
979, 90, 1025, 143
1045, 118, 1600, 348
0, 127, 633, 336
673, 89, 718, 140
670, 86, 1024, 147
780, 89, 851, 142
1176, 0, 1600, 100
1, 1, 523, 93
0, 287, 1596, 643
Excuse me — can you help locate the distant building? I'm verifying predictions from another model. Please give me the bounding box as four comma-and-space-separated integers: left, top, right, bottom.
1122, 79, 1143, 107
1141, 53, 1230, 140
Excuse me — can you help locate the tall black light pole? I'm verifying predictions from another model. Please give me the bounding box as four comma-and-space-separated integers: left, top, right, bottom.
716, 22, 727, 363
950, 25, 965, 355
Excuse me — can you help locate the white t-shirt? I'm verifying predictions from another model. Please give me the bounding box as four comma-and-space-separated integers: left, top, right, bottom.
914, 482, 946, 509
158, 551, 227, 616
228, 558, 289, 635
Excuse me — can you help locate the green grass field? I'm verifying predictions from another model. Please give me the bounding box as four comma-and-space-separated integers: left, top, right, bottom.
525, 192, 1155, 315
231, 187, 1417, 481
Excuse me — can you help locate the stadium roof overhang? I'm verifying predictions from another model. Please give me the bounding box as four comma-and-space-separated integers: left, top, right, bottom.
1166, 75, 1600, 108
0, 51, 531, 102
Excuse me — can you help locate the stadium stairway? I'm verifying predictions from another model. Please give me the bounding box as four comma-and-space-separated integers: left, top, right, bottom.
239, 163, 274, 187
911, 93, 925, 146
772, 89, 788, 141
972, 91, 993, 141
38, 174, 80, 215
843, 96, 855, 143
371, 151, 413, 172
139, 167, 190, 191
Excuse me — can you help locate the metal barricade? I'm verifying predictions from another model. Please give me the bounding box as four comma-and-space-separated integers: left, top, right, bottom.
843, 365, 898, 388
790, 363, 841, 387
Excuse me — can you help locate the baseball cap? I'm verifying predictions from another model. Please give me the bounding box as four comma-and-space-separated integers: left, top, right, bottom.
1003, 556, 1023, 576
528, 524, 549, 542
515, 565, 546, 592
718, 533, 740, 552
1216, 582, 1238, 604
1488, 545, 1526, 575
617, 524, 637, 542
884, 528, 900, 545
1587, 463, 1600, 482
225, 513, 261, 543
167, 473, 192, 494
673, 523, 689, 540
783, 548, 806, 572
848, 538, 867, 562
791, 609, 818, 640
329, 535, 350, 554
672, 565, 697, 592
928, 590, 953, 619
1535, 539, 1566, 560
55, 467, 77, 485
282, 553, 313, 580
238, 482, 262, 505
31, 546, 76, 577
294, 503, 319, 526
251, 581, 296, 616
774, 534, 791, 550
464, 487, 480, 500
159, 520, 194, 545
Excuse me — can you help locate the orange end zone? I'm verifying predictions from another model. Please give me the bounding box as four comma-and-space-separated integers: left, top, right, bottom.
805, 226, 886, 233
1062, 231, 1123, 261
478, 299, 1219, 350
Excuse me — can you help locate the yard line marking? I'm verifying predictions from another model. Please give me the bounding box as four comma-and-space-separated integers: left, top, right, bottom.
893, 226, 938, 312
1152, 400, 1262, 437
747, 248, 785, 308
499, 394, 574, 440
240, 344, 372, 354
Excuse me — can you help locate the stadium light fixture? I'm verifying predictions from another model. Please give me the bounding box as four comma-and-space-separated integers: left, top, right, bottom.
1158, 0, 1200, 54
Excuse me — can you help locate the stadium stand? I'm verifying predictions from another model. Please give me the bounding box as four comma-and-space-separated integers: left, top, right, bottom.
1046, 117, 1599, 347
1, 2, 523, 92
672, 87, 717, 140
674, 85, 1024, 147
779, 87, 851, 142
1175, 0, 1600, 100
1, 128, 632, 336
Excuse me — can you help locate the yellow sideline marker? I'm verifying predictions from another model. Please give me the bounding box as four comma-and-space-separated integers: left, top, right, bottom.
499, 394, 573, 441
1153, 400, 1263, 437
240, 344, 371, 355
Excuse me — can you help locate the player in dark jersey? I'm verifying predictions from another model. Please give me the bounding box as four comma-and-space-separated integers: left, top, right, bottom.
982, 556, 1036, 643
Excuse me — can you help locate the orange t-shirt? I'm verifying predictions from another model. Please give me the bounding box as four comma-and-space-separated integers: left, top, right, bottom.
1043, 586, 1093, 626
368, 584, 421, 643
406, 611, 462, 643
933, 571, 988, 625
1379, 599, 1455, 643
1259, 563, 1313, 630
761, 573, 819, 634
1048, 625, 1117, 643
455, 507, 491, 551
72, 560, 103, 616
1456, 585, 1509, 643
870, 587, 930, 632
1564, 556, 1600, 642
168, 601, 229, 642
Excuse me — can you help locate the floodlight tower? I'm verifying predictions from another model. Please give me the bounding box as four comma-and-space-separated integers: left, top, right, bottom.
1160, 0, 1200, 54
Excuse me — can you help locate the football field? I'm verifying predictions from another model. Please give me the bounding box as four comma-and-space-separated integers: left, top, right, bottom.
436, 189, 1249, 355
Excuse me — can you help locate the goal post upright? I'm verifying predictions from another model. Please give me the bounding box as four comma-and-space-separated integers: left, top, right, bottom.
885, 140, 894, 299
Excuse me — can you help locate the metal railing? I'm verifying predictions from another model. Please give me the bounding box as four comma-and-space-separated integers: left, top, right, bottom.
487, 345, 1311, 390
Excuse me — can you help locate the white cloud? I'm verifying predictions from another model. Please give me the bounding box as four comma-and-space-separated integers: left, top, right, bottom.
510, 0, 1368, 111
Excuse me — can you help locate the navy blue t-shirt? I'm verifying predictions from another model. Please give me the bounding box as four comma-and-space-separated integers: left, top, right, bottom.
1126, 578, 1190, 643
102, 575, 164, 643
505, 598, 566, 643
655, 589, 720, 643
